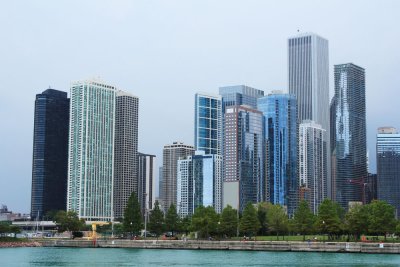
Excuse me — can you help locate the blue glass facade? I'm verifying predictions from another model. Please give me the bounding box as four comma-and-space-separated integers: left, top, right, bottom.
31, 89, 69, 219
177, 152, 222, 217
194, 93, 222, 155
257, 92, 298, 216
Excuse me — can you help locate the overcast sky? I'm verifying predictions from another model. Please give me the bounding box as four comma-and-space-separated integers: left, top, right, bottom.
1, 0, 399, 213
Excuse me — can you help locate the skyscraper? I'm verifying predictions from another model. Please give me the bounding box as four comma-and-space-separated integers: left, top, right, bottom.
138, 153, 156, 216
377, 127, 400, 216
67, 80, 116, 222
331, 63, 367, 209
194, 93, 222, 155
288, 33, 331, 197
219, 85, 264, 112
257, 92, 298, 216
177, 151, 222, 217
223, 105, 263, 212
162, 142, 194, 212
299, 120, 327, 214
31, 89, 69, 220
113, 91, 139, 219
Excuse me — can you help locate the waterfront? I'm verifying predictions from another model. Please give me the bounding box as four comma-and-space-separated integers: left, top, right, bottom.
1, 247, 400, 266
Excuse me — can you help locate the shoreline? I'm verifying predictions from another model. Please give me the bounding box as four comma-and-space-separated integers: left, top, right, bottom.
0, 241, 42, 248
36, 239, 400, 254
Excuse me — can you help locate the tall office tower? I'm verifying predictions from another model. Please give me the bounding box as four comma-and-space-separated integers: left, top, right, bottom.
162, 142, 194, 212
299, 121, 327, 214
288, 33, 331, 198
219, 85, 264, 111
194, 93, 222, 155
113, 91, 139, 219
31, 89, 69, 220
331, 63, 367, 209
177, 151, 222, 217
377, 127, 400, 216
67, 80, 116, 222
138, 153, 156, 216
257, 92, 298, 216
223, 105, 263, 212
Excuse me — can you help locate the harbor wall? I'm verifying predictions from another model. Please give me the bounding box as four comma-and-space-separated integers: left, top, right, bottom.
39, 239, 400, 254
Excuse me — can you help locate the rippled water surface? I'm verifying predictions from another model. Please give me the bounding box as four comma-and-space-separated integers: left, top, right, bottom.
1, 247, 400, 266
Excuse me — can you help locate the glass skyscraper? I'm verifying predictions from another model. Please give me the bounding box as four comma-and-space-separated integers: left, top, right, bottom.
194, 93, 222, 155
67, 80, 116, 222
331, 63, 367, 209
377, 127, 400, 217
257, 92, 298, 216
223, 105, 263, 212
31, 89, 69, 220
219, 85, 264, 112
288, 33, 331, 198
177, 151, 222, 217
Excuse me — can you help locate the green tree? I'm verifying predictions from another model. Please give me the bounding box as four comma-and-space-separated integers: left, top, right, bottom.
179, 216, 191, 236
220, 205, 238, 238
148, 200, 165, 236
344, 203, 369, 240
240, 203, 260, 237
257, 202, 269, 236
123, 191, 142, 235
165, 204, 180, 236
267, 204, 288, 240
292, 200, 315, 241
368, 200, 396, 240
55, 211, 85, 233
315, 199, 342, 240
191, 206, 219, 238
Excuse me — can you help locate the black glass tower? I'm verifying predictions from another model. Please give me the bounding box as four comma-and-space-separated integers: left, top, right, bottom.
331, 63, 367, 209
31, 89, 69, 220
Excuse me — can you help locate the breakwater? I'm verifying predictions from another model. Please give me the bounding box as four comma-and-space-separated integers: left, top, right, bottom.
39, 239, 400, 254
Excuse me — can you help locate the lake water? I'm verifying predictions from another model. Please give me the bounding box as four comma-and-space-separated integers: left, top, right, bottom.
1, 247, 400, 266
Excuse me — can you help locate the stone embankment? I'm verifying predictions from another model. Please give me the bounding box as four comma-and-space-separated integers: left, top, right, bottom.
39, 239, 400, 254
0, 241, 42, 248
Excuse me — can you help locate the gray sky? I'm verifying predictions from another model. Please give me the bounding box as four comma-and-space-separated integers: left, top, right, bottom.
1, 0, 399, 213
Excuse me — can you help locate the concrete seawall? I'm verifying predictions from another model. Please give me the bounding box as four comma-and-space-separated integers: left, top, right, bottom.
39, 239, 400, 254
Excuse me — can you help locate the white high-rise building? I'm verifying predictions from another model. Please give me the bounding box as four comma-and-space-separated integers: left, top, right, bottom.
67, 80, 116, 222
288, 33, 331, 198
299, 120, 327, 214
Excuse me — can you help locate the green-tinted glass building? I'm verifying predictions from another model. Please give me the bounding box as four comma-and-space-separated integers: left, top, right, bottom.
67, 80, 116, 222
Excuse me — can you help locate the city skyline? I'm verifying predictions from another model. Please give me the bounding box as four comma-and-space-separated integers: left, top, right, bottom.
1, 1, 400, 213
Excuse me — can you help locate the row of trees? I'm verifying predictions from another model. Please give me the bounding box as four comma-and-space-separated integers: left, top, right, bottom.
45, 191, 399, 242
125, 196, 398, 241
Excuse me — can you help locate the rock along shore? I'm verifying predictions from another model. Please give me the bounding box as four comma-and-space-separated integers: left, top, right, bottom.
38, 239, 400, 254
0, 241, 42, 248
